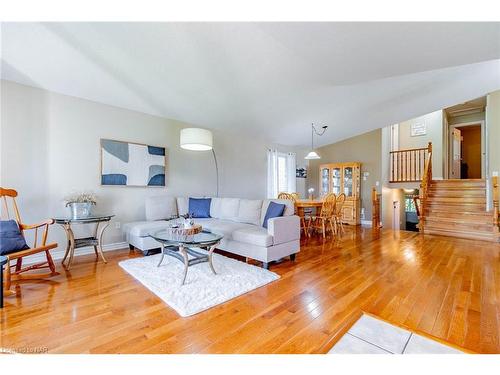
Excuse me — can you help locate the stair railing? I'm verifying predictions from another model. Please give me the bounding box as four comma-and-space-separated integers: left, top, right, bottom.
371, 187, 381, 229
413, 196, 420, 217
493, 176, 499, 230
418, 142, 433, 233
389, 142, 432, 183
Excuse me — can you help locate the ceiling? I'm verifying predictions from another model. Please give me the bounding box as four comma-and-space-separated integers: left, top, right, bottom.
2, 22, 500, 147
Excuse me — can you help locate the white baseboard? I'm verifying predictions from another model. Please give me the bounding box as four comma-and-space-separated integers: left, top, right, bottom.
20, 241, 129, 265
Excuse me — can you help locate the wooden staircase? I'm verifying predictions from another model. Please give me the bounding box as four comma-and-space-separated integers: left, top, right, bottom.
423, 179, 500, 242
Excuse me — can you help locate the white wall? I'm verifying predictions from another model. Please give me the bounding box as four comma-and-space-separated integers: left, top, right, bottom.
487, 91, 500, 177
398, 110, 444, 179
1, 80, 306, 252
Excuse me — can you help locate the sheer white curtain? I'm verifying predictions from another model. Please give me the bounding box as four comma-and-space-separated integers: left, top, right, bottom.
267, 149, 278, 198
267, 149, 296, 198
286, 152, 297, 194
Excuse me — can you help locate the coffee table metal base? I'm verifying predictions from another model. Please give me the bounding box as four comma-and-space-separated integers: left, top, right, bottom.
157, 243, 217, 285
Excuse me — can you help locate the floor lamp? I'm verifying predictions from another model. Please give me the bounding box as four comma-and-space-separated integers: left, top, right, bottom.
180, 128, 219, 197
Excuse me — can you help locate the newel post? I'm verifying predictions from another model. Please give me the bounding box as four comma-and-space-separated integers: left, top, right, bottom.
493, 176, 499, 228
371, 187, 380, 230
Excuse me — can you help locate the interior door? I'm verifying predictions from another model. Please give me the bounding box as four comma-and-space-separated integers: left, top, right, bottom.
451, 128, 461, 179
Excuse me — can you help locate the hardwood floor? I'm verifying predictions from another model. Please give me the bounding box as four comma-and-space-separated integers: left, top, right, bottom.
1, 227, 499, 354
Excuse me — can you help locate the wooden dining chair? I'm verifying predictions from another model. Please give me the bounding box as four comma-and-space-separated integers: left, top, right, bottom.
277, 192, 310, 237
1, 187, 58, 296
308, 193, 337, 239
333, 193, 346, 235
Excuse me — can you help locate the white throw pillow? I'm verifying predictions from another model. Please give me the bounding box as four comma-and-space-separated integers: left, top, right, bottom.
210, 198, 222, 218
234, 199, 262, 226
219, 198, 240, 220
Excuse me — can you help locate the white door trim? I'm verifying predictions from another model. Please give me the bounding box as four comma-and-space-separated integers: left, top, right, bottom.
447, 120, 486, 179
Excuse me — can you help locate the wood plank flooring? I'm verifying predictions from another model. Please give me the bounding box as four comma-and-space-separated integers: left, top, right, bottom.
1, 227, 499, 354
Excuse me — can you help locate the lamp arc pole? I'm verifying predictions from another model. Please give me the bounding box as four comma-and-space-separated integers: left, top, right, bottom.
212, 148, 219, 197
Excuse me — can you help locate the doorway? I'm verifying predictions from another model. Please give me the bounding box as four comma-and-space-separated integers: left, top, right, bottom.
449, 122, 484, 179
444, 96, 487, 180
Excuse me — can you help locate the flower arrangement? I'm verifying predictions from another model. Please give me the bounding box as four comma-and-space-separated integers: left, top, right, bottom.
64, 192, 97, 207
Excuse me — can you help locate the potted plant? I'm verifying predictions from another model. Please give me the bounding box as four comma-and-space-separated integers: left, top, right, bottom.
64, 192, 97, 219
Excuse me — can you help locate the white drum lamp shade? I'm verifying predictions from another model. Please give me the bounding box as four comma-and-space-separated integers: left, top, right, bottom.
180, 128, 213, 151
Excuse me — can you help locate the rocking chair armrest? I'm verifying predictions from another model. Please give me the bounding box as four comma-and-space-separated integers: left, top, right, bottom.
19, 219, 55, 230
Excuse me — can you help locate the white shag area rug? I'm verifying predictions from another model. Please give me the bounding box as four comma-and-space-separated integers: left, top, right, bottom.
119, 252, 280, 317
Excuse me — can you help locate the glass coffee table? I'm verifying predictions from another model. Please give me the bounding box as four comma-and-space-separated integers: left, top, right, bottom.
149, 229, 223, 285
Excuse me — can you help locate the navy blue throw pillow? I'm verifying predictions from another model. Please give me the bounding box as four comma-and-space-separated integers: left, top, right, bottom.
0, 220, 29, 256
262, 202, 286, 228
188, 198, 212, 218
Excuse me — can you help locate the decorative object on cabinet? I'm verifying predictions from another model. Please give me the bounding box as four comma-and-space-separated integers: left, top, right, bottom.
319, 162, 361, 225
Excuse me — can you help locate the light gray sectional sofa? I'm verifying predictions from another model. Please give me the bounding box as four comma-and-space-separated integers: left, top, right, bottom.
122, 196, 300, 268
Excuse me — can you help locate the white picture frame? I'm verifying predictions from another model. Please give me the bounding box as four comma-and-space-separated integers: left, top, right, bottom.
411, 123, 426, 137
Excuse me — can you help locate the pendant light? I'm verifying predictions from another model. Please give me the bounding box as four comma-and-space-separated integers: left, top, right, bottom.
305, 123, 328, 160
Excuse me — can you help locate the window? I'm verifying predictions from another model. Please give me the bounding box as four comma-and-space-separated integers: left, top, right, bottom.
267, 150, 296, 198
405, 197, 416, 212
277, 154, 288, 193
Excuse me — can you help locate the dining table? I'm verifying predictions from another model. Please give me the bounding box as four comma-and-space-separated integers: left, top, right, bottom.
294, 199, 323, 236
295, 199, 323, 216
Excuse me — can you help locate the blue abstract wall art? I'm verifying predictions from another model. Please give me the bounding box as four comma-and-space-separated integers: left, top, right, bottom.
101, 139, 166, 187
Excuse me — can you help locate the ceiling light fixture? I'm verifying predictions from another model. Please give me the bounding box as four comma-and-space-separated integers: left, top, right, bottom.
305, 123, 328, 160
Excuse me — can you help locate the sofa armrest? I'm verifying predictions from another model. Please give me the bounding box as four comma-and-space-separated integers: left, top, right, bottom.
267, 215, 300, 245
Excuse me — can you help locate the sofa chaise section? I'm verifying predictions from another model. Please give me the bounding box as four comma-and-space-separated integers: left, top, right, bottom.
123, 195, 300, 268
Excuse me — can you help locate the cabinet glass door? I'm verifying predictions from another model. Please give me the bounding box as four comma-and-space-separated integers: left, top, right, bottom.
321, 168, 330, 196
331, 167, 341, 195
343, 166, 354, 197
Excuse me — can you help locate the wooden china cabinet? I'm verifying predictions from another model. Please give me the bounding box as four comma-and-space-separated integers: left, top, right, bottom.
319, 162, 361, 225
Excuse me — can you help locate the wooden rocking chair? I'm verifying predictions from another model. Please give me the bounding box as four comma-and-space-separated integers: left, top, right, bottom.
1, 187, 58, 297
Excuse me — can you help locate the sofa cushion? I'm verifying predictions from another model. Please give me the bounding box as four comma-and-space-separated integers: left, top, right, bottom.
209, 198, 222, 219
196, 219, 252, 241
176, 197, 189, 216
234, 199, 262, 226
0, 220, 29, 256
189, 197, 211, 218
124, 221, 171, 237
232, 226, 273, 247
145, 196, 177, 221
262, 202, 286, 228
260, 199, 294, 224
219, 198, 240, 220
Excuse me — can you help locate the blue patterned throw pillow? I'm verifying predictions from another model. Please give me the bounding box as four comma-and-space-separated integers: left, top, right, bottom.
188, 198, 212, 218
0, 220, 29, 256
262, 202, 286, 228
